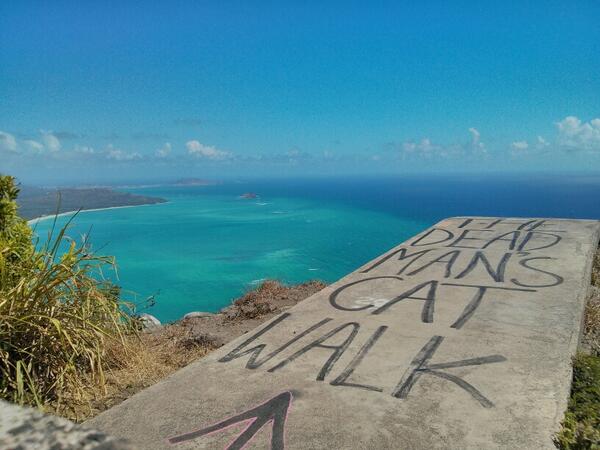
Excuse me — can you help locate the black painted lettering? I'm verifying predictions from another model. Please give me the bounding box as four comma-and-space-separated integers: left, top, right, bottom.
411, 228, 455, 247
218, 313, 333, 368
329, 276, 403, 311
372, 280, 438, 323
459, 218, 503, 229
447, 229, 494, 249
517, 231, 562, 251
361, 247, 433, 274
442, 283, 536, 328
450, 286, 489, 329
481, 231, 521, 250
515, 219, 541, 230
455, 251, 512, 283
330, 326, 388, 392
268, 322, 360, 381
392, 335, 506, 408
523, 220, 564, 232
510, 257, 564, 288
404, 250, 461, 278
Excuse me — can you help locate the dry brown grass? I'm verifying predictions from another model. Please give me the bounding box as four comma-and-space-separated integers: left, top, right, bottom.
582, 250, 600, 356
227, 279, 327, 320
54, 324, 215, 422
556, 249, 600, 448
591, 249, 600, 287
61, 279, 325, 422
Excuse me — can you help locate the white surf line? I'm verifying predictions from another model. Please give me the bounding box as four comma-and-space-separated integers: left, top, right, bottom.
27, 202, 168, 225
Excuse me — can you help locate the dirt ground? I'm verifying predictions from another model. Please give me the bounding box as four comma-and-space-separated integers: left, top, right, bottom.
175, 280, 327, 347
75, 280, 326, 422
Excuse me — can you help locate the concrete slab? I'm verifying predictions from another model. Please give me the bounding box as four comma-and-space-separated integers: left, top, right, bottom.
89, 217, 600, 449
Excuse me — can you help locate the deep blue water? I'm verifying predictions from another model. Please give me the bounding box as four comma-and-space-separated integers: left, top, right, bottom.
200, 173, 600, 221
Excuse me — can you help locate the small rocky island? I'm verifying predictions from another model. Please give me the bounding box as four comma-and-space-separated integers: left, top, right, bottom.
17, 186, 167, 220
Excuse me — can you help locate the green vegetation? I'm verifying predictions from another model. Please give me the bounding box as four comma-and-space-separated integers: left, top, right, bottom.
0, 176, 34, 281
17, 185, 166, 220
556, 251, 600, 450
556, 354, 600, 449
0, 175, 299, 421
0, 175, 137, 416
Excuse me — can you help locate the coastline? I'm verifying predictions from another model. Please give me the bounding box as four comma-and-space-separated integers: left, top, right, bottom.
27, 202, 167, 226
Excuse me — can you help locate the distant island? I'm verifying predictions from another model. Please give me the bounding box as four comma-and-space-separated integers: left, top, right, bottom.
173, 178, 218, 186
18, 186, 167, 220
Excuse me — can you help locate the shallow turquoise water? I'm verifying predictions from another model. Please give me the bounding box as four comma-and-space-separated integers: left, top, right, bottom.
31, 184, 428, 322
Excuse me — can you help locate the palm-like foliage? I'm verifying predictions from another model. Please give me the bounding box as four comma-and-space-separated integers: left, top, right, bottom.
0, 175, 136, 413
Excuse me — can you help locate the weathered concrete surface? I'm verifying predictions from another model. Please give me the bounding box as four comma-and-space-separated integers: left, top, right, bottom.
89, 217, 600, 449
0, 399, 134, 449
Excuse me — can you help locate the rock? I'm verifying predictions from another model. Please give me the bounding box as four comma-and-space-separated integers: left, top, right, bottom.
220, 306, 238, 320
0, 399, 135, 449
182, 311, 214, 320
139, 313, 161, 330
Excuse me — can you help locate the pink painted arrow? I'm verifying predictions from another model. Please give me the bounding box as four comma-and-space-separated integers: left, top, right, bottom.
168, 391, 293, 450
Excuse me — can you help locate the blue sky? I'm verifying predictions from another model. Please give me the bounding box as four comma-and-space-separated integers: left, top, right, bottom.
1, 1, 599, 184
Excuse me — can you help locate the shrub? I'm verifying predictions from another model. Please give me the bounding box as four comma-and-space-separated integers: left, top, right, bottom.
555, 353, 600, 449
0, 174, 136, 415
0, 175, 34, 285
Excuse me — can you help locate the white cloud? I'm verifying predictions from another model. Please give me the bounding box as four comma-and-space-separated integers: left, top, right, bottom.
469, 127, 480, 142
186, 140, 231, 160
155, 142, 172, 158
105, 145, 142, 161
418, 138, 435, 153
536, 136, 549, 149
401, 142, 416, 153
0, 131, 17, 152
399, 128, 487, 161
23, 140, 44, 152
402, 138, 437, 154
74, 145, 95, 154
511, 140, 529, 151
469, 127, 486, 153
556, 116, 600, 151
41, 130, 61, 152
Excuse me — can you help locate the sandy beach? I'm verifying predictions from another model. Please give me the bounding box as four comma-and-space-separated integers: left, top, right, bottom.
26, 202, 167, 226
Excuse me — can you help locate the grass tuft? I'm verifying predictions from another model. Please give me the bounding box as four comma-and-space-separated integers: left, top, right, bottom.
0, 225, 138, 416
555, 354, 600, 449
62, 324, 214, 421
0, 174, 138, 419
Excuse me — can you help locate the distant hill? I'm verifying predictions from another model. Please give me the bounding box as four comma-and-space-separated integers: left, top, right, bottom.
18, 186, 167, 220
173, 178, 217, 186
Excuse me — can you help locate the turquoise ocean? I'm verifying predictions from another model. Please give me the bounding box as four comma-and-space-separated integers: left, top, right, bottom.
30, 175, 600, 322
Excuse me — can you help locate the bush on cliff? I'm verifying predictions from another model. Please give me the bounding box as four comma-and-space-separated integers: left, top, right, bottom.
556, 250, 600, 450
0, 175, 34, 284
555, 354, 600, 449
0, 175, 136, 416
